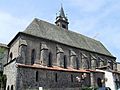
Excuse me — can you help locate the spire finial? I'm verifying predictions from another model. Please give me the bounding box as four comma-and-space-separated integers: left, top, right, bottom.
59, 4, 65, 18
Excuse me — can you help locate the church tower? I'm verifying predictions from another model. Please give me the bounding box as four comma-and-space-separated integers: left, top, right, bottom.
55, 6, 69, 30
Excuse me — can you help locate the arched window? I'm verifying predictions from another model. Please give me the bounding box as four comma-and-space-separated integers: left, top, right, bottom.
11, 85, 13, 90
48, 52, 52, 67
97, 57, 101, 67
76, 57, 79, 70
55, 73, 58, 82
110, 61, 113, 70
31, 49, 36, 65
7, 85, 9, 90
36, 71, 38, 82
10, 52, 13, 60
64, 55, 67, 68
71, 74, 73, 82
97, 78, 102, 87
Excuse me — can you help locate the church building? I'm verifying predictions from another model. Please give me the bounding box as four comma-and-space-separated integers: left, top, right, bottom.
2, 6, 119, 90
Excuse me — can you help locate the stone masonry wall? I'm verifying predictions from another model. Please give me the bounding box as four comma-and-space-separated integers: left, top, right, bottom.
20, 34, 115, 70
16, 67, 90, 90
8, 37, 20, 62
4, 60, 17, 90
90, 72, 104, 88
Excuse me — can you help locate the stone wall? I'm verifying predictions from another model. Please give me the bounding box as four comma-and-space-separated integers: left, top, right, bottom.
16, 66, 90, 90
19, 34, 116, 70
4, 33, 115, 90
90, 72, 105, 87
4, 60, 17, 90
8, 37, 20, 62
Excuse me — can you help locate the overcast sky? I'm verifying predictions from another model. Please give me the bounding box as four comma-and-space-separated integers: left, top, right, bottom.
0, 0, 120, 62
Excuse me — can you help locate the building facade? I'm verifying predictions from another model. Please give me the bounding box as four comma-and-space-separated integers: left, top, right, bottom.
1, 7, 119, 90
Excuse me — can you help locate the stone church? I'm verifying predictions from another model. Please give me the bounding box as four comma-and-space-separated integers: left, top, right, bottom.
1, 6, 119, 90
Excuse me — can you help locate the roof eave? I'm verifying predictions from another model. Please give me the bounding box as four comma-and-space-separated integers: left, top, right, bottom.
7, 32, 22, 47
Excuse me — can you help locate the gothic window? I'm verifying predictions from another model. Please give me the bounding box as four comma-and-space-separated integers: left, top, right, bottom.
36, 71, 38, 82
10, 52, 13, 60
97, 78, 102, 87
69, 50, 71, 60
31, 49, 36, 65
110, 61, 113, 70
76, 57, 79, 70
91, 54, 96, 70
79, 52, 82, 69
19, 45, 27, 64
71, 74, 73, 82
55, 73, 58, 82
64, 55, 67, 68
86, 59, 90, 69
7, 85, 9, 90
96, 57, 100, 67
11, 85, 13, 90
48, 52, 52, 67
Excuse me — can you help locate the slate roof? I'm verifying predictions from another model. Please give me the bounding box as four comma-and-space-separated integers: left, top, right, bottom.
23, 18, 113, 57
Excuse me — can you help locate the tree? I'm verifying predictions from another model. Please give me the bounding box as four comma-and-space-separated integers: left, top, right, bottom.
0, 71, 7, 90
0, 47, 5, 60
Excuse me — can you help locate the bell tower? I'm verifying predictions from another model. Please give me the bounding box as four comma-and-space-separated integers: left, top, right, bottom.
55, 6, 69, 30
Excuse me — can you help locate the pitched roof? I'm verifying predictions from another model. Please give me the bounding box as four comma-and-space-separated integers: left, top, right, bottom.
23, 18, 113, 57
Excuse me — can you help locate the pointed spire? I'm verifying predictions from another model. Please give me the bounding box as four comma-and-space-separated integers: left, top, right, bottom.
55, 5, 69, 30
59, 5, 66, 18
